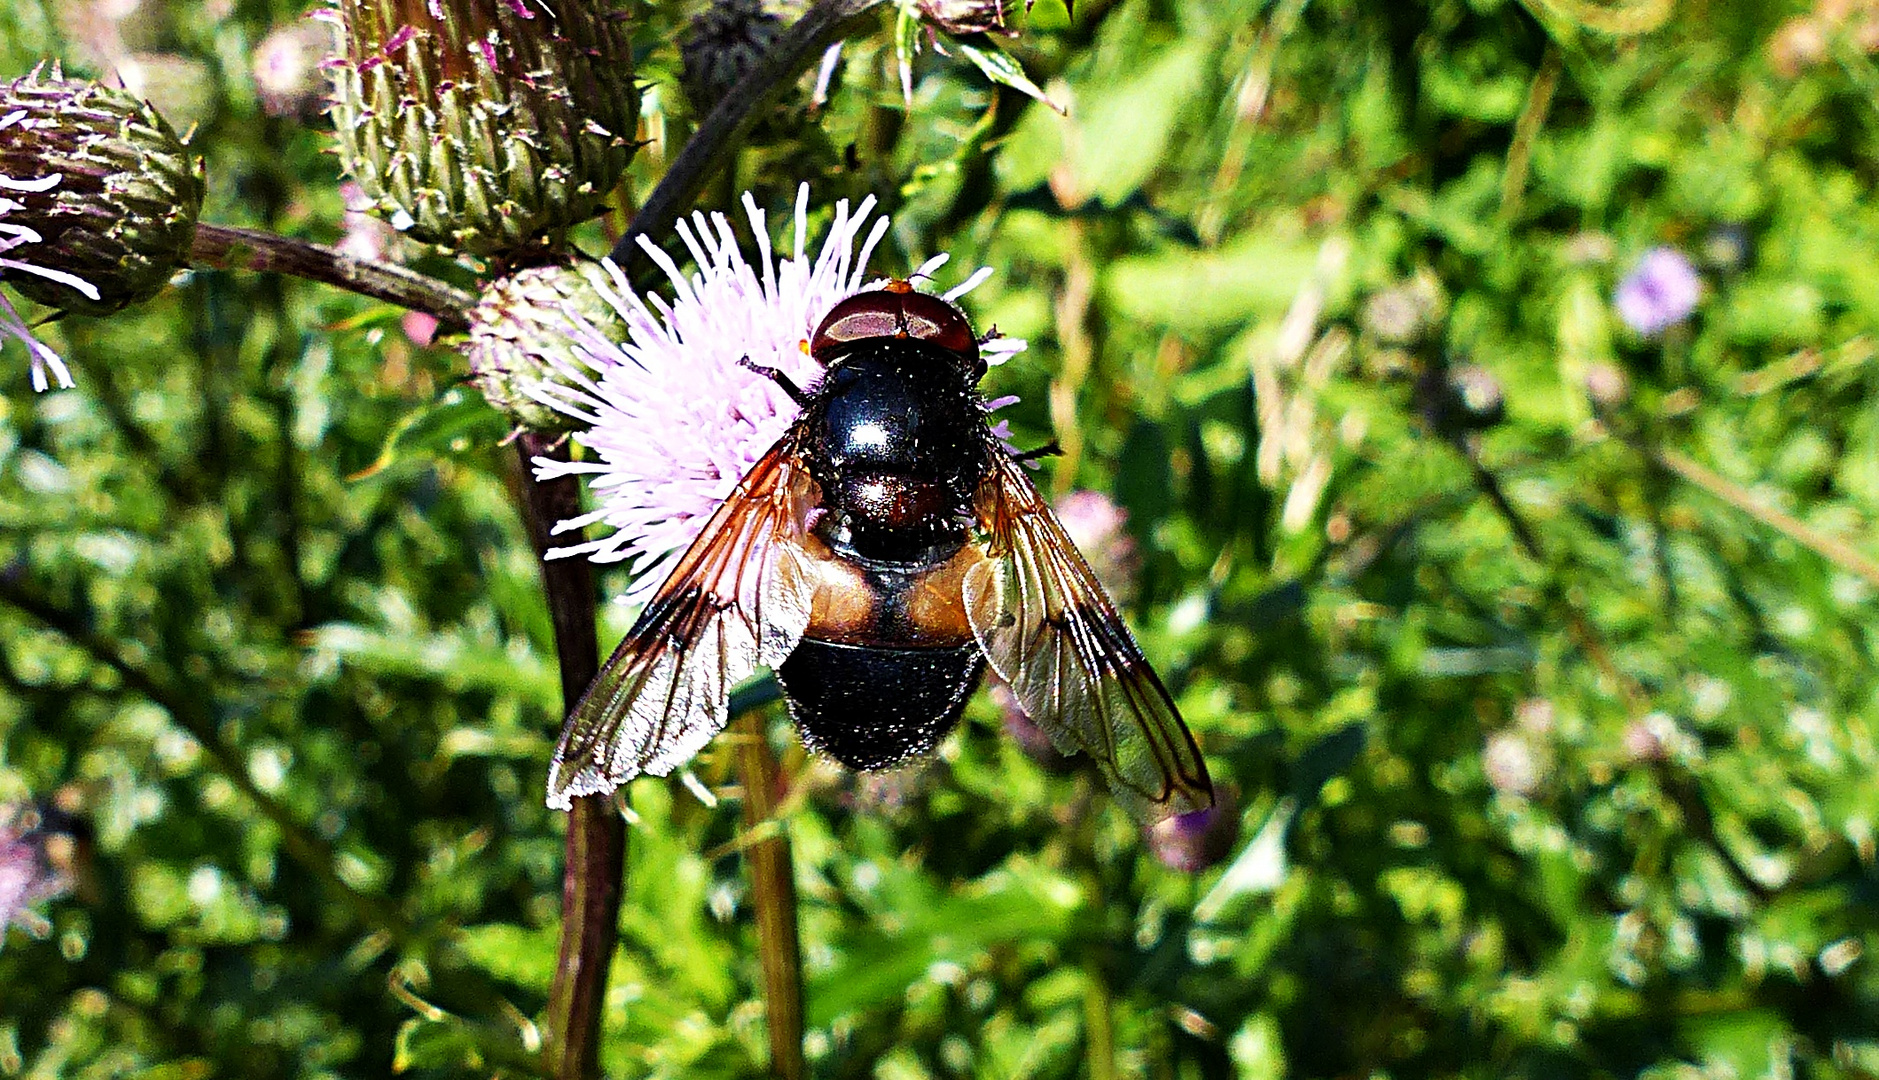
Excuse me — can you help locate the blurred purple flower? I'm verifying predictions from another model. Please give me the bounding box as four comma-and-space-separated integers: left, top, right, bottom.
1054, 489, 1140, 605
1145, 783, 1240, 873
2, 107, 101, 391
0, 809, 71, 948
991, 676, 1077, 773
1614, 247, 1701, 337
529, 185, 1025, 606
251, 20, 335, 118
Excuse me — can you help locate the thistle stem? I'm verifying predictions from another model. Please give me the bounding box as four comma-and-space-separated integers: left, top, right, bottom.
733, 712, 806, 1080
190, 222, 476, 330
517, 433, 625, 1080
606, 0, 891, 277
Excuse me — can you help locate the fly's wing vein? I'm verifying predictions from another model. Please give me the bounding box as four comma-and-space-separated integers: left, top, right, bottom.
964, 448, 1212, 822
546, 434, 817, 809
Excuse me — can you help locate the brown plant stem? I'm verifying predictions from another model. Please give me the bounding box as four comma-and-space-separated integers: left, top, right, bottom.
1498, 44, 1561, 223
517, 432, 624, 1080
1648, 445, 1879, 591
190, 222, 477, 330
733, 713, 806, 1080
1454, 439, 1646, 716
606, 0, 892, 278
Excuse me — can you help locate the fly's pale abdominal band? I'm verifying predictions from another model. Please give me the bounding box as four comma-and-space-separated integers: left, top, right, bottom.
548, 282, 1212, 822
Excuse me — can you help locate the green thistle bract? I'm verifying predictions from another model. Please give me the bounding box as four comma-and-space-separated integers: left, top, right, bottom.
464, 259, 629, 434
327, 0, 638, 258
0, 69, 205, 317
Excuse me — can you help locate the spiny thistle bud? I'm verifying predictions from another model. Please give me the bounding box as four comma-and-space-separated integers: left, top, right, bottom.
325, 0, 637, 258
0, 68, 204, 317
681, 0, 785, 113
463, 259, 628, 433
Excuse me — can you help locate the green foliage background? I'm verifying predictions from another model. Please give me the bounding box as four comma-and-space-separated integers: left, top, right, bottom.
5, 0, 1879, 1076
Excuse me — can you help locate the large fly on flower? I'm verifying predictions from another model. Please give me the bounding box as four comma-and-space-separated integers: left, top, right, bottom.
535, 189, 1211, 822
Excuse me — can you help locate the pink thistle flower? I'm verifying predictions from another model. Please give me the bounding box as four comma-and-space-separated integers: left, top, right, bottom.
529, 185, 1025, 606
1, 108, 101, 392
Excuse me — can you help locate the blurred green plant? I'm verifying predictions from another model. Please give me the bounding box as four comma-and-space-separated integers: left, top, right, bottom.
4, 0, 1879, 1078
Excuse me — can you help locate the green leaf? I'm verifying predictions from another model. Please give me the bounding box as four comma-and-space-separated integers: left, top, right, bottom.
957, 42, 1064, 115
347, 384, 511, 481
457, 923, 559, 992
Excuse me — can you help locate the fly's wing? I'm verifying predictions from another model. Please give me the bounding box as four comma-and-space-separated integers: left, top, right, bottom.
546, 433, 819, 810
963, 447, 1213, 822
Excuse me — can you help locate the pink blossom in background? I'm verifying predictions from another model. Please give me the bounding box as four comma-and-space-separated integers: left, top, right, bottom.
1054, 489, 1140, 604
0, 814, 70, 948
1614, 246, 1701, 337
402, 311, 438, 346
1146, 782, 1240, 873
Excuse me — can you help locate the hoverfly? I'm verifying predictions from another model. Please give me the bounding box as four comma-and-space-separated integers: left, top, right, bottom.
547, 282, 1212, 821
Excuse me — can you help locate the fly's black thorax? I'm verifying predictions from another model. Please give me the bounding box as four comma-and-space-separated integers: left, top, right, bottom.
800, 337, 989, 566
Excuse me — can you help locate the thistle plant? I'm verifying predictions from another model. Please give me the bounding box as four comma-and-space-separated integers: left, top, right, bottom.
325, 0, 638, 257
1, 70, 205, 389
13, 2, 1879, 1080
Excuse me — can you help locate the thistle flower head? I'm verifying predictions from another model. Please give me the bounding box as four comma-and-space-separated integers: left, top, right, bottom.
2, 106, 90, 391
464, 259, 629, 433
0, 68, 203, 319
530, 185, 1024, 606
325, 0, 638, 257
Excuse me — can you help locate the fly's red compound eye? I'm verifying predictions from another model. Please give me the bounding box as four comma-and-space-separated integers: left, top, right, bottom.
896, 291, 977, 356
810, 292, 903, 355
810, 285, 979, 362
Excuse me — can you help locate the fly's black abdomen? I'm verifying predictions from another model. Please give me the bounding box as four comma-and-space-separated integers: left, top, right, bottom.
776, 639, 985, 770
777, 311, 998, 774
